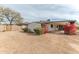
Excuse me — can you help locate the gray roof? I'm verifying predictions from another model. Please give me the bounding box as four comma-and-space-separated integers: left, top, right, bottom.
24, 20, 76, 24
33, 20, 76, 24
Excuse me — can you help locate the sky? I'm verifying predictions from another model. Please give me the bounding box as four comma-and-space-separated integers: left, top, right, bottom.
0, 4, 79, 22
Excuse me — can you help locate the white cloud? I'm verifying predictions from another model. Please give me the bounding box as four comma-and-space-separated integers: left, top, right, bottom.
0, 4, 79, 22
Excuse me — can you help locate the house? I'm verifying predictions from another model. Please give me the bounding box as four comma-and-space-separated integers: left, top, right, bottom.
24, 20, 76, 33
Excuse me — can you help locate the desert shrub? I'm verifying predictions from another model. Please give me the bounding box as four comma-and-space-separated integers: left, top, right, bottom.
17, 24, 22, 26
34, 28, 43, 35
22, 28, 28, 32
22, 28, 33, 33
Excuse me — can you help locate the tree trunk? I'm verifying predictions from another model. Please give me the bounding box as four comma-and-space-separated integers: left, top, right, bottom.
9, 21, 13, 31
9, 25, 12, 31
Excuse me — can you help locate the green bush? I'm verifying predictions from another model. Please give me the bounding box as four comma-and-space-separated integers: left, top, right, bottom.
34, 28, 43, 35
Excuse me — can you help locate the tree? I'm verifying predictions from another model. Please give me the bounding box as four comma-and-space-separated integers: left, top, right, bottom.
0, 6, 23, 31
3, 8, 23, 25
0, 7, 4, 24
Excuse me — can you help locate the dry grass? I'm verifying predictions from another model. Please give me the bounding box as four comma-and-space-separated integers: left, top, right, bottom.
0, 25, 79, 54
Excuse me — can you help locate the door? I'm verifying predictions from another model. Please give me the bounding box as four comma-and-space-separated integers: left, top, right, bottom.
58, 25, 64, 30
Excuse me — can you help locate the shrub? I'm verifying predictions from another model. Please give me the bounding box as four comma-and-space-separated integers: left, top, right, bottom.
34, 28, 43, 35
22, 28, 33, 33
22, 28, 28, 32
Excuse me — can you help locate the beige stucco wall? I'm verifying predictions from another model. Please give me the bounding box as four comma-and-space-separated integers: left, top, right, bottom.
0, 25, 21, 32
46, 22, 68, 31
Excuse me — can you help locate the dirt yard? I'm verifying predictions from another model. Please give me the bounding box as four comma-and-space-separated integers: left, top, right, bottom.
0, 25, 79, 54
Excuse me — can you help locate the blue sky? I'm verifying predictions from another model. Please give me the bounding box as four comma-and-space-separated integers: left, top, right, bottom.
0, 4, 79, 22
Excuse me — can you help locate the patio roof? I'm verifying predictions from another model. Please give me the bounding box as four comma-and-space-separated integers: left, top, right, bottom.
35, 20, 76, 24
24, 19, 76, 24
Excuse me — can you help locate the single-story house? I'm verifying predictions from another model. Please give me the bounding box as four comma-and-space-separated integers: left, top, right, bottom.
23, 20, 76, 33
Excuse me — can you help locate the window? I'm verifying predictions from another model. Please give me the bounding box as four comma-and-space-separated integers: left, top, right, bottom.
51, 24, 53, 28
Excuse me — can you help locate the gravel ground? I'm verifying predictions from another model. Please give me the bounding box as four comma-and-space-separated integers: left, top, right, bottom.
0, 30, 79, 54
0, 25, 79, 54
